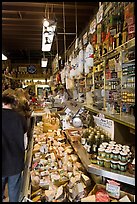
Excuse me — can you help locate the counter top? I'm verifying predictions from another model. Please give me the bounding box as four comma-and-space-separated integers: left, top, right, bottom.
84, 105, 135, 129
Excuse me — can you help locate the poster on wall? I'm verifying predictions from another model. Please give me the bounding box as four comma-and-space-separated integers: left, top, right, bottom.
93, 115, 114, 140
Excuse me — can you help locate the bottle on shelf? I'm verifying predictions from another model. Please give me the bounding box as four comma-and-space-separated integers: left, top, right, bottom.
91, 135, 100, 155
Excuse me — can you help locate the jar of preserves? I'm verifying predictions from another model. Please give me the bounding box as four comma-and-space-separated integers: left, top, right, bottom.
112, 150, 120, 161
98, 147, 106, 158
109, 141, 116, 145
102, 142, 108, 148
111, 160, 118, 170
119, 151, 128, 162
104, 158, 111, 168
105, 149, 112, 159
97, 156, 104, 167
118, 161, 127, 172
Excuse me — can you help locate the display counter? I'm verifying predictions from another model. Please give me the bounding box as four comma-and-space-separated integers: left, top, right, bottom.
65, 130, 135, 187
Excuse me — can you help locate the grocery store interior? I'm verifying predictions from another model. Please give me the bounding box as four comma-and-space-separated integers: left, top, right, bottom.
2, 2, 135, 202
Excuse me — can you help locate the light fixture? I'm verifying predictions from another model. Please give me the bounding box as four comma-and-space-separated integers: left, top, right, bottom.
41, 58, 48, 67
2, 54, 7, 60
43, 18, 50, 27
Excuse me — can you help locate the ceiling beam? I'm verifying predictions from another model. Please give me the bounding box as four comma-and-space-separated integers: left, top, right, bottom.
2, 2, 98, 10
2, 10, 94, 16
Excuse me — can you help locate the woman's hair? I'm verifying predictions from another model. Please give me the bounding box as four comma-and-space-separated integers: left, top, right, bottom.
2, 94, 16, 105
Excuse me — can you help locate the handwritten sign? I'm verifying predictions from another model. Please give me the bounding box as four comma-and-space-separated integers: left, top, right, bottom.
93, 115, 114, 140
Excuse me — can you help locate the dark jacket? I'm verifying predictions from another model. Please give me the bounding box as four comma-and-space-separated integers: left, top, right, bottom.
2, 108, 28, 177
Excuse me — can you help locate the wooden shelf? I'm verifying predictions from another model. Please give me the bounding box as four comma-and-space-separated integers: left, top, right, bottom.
65, 131, 135, 186
84, 105, 135, 130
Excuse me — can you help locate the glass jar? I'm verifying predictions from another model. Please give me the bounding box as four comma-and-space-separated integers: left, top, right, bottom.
122, 145, 130, 149
109, 141, 116, 145
112, 150, 120, 161
97, 156, 104, 167
111, 160, 118, 170
119, 151, 128, 162
104, 158, 111, 168
102, 142, 108, 148
98, 147, 106, 158
105, 149, 112, 159
118, 161, 127, 172
107, 145, 115, 150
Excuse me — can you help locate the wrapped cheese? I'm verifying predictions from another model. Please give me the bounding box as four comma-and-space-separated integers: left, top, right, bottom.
55, 185, 64, 200
81, 174, 91, 187
81, 195, 96, 202
45, 190, 55, 202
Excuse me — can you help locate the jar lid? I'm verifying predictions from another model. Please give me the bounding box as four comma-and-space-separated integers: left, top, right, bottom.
120, 151, 128, 156
98, 148, 105, 152
119, 161, 127, 165
115, 147, 121, 151
109, 141, 116, 145
122, 145, 130, 149
104, 158, 111, 162
102, 142, 108, 146
105, 149, 112, 154
117, 144, 122, 147
108, 145, 114, 148
97, 156, 103, 160
112, 150, 120, 154
111, 160, 118, 164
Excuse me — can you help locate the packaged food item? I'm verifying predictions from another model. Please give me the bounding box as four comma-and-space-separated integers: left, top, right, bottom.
118, 161, 127, 172
95, 189, 110, 202
119, 151, 128, 162
104, 159, 111, 168
119, 195, 131, 202
98, 147, 106, 158
81, 195, 96, 202
105, 149, 112, 159
110, 160, 118, 170
112, 150, 120, 161
97, 156, 104, 167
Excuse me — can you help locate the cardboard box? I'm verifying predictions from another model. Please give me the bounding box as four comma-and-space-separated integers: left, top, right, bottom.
88, 184, 134, 202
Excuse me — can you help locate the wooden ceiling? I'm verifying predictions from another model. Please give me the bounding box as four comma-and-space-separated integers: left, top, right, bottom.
2, 2, 99, 67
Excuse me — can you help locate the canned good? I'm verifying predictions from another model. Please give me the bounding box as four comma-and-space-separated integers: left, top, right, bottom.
118, 161, 127, 172
119, 151, 128, 162
104, 158, 111, 168
102, 142, 108, 148
98, 148, 106, 158
105, 149, 112, 159
111, 160, 118, 170
107, 145, 115, 150
122, 145, 130, 150
97, 156, 104, 167
112, 150, 120, 161
109, 141, 116, 145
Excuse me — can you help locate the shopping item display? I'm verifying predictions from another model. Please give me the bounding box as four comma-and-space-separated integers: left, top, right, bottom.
2, 2, 135, 202
29, 115, 95, 202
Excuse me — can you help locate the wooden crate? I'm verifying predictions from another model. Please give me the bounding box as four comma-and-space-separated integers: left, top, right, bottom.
88, 184, 135, 202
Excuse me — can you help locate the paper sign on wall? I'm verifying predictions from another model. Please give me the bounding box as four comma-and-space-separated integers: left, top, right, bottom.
93, 115, 114, 140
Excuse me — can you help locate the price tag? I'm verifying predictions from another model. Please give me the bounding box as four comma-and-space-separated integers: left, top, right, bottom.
106, 183, 120, 199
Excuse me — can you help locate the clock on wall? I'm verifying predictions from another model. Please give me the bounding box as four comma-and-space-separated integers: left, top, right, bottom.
27, 65, 36, 74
